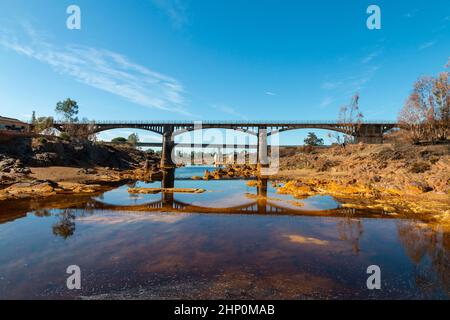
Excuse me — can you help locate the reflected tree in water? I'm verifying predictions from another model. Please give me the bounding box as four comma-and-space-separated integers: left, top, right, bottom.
52, 209, 76, 240
34, 209, 51, 217
336, 210, 364, 255
128, 192, 141, 205
127, 182, 141, 205
397, 221, 449, 296
127, 182, 137, 188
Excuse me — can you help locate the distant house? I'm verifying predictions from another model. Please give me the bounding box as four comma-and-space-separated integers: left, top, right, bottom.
0, 116, 29, 132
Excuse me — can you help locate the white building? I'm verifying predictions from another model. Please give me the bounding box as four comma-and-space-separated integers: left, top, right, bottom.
0, 116, 29, 132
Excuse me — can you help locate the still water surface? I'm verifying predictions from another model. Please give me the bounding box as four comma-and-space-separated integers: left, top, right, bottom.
0, 166, 448, 299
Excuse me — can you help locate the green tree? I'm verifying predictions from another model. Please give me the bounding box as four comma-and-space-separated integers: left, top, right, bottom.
55, 98, 79, 122
31, 111, 37, 125
111, 137, 127, 144
304, 132, 324, 146
52, 210, 76, 240
127, 133, 139, 146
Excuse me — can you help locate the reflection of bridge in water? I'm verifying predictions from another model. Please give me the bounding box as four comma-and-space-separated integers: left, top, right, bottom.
90, 192, 388, 217
91, 169, 316, 215
91, 197, 307, 215
89, 169, 389, 217
92, 173, 290, 215
0, 168, 399, 224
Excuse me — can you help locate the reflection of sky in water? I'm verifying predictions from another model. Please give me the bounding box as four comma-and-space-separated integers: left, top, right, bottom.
0, 168, 447, 299
0, 211, 448, 299
96, 167, 340, 210
174, 165, 218, 179
265, 184, 340, 211
96, 179, 256, 208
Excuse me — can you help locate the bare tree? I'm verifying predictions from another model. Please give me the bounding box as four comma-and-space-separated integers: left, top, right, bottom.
338, 93, 364, 143
327, 132, 342, 145
64, 120, 97, 141
433, 72, 450, 140
398, 91, 427, 143
399, 70, 449, 143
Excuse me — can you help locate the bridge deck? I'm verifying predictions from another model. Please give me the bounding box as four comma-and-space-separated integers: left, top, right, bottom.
50, 120, 398, 126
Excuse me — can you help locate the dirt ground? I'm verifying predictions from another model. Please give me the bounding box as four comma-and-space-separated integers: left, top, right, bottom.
30, 166, 97, 183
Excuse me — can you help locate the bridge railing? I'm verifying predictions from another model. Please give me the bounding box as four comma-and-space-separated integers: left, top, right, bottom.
48, 120, 399, 125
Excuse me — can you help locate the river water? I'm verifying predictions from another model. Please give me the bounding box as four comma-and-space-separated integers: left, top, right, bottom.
0, 166, 448, 299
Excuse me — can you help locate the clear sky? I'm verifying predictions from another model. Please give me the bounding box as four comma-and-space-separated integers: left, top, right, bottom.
0, 0, 449, 144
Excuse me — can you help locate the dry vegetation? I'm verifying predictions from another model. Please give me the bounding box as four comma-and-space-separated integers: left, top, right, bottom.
398, 67, 449, 143
275, 142, 450, 224
278, 143, 450, 195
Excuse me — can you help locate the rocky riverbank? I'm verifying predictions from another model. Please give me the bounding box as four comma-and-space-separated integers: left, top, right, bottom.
194, 164, 258, 180
188, 143, 450, 226
0, 137, 161, 201
272, 143, 450, 226
274, 143, 449, 193
0, 166, 165, 201
1, 135, 449, 225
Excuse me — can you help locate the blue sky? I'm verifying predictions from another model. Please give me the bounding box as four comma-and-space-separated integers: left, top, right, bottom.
0, 0, 449, 144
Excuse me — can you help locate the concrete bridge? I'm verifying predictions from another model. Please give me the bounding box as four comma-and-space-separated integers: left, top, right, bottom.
51, 120, 398, 169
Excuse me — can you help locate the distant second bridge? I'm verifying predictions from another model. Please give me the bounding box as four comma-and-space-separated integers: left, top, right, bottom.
132, 142, 302, 149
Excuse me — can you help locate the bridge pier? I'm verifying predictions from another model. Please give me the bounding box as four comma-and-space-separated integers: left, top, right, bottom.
257, 127, 269, 174
214, 147, 222, 166
355, 124, 384, 144
161, 125, 175, 169
355, 135, 383, 144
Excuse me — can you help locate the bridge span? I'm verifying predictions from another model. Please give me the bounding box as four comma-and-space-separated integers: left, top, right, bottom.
50, 120, 398, 170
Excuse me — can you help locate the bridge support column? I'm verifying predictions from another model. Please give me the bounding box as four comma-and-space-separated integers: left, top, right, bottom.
355, 124, 384, 144
214, 147, 221, 166
245, 142, 249, 165
355, 135, 383, 144
257, 127, 269, 173
161, 125, 175, 169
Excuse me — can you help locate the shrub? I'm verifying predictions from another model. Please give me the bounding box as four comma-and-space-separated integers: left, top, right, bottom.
410, 161, 431, 173
37, 137, 48, 144
111, 137, 127, 145
303, 145, 315, 154
59, 132, 71, 141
